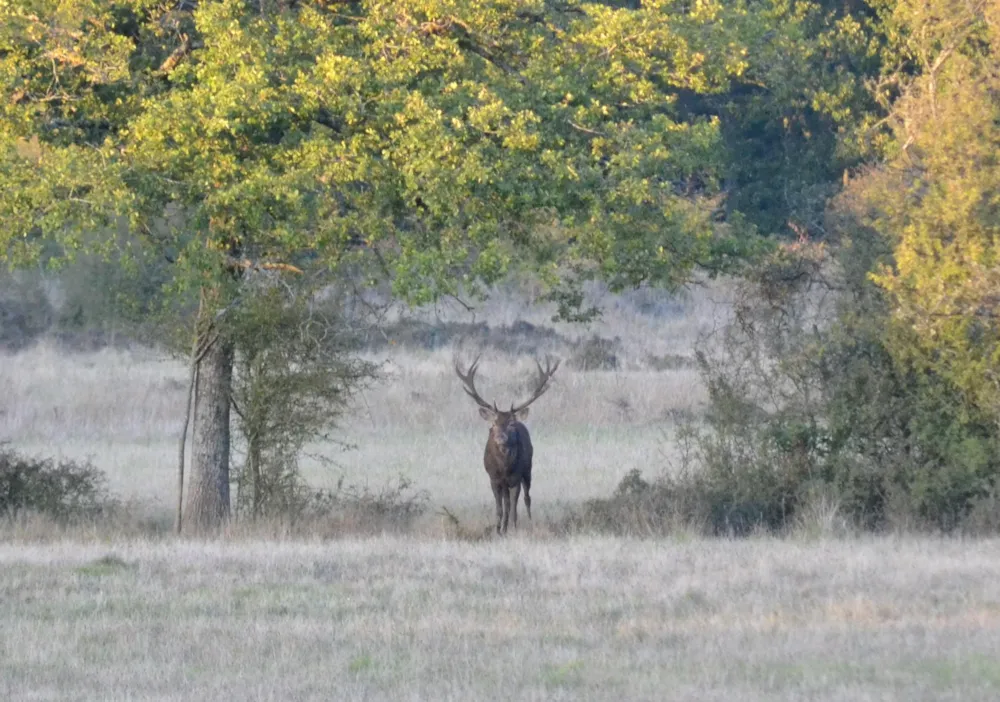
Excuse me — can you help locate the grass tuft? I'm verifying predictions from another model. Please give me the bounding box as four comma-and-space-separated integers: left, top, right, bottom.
75, 554, 131, 576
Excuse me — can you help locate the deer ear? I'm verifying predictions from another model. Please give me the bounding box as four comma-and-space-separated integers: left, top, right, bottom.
478, 407, 496, 421
515, 407, 529, 420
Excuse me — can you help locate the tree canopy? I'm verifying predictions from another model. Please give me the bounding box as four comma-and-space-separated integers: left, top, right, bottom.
1, 0, 780, 529
1, 0, 767, 314
861, 0, 1000, 417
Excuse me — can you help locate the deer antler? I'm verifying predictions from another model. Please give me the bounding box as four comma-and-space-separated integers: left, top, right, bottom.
510, 356, 560, 414
454, 355, 497, 411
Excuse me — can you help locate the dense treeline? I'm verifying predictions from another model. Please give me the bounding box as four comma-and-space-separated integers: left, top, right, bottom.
2, 0, 998, 532
647, 0, 1000, 533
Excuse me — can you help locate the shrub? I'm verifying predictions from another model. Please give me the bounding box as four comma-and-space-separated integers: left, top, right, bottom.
228, 281, 379, 520
0, 446, 114, 521
233, 473, 429, 537
565, 459, 807, 538
561, 469, 678, 536
305, 476, 429, 534
567, 334, 620, 371
671, 229, 1000, 535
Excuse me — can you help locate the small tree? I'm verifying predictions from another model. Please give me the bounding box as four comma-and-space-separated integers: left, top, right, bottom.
228, 279, 377, 519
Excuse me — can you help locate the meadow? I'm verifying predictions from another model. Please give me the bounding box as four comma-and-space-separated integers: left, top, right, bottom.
2, 286, 999, 700
2, 537, 1000, 700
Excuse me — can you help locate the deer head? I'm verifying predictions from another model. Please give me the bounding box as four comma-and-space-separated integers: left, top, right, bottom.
455, 355, 559, 446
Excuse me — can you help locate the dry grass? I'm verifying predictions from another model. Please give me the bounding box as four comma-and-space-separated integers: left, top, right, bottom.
2, 536, 1000, 701
3, 286, 1000, 699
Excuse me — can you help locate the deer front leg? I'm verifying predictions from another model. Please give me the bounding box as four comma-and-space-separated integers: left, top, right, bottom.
492, 482, 503, 534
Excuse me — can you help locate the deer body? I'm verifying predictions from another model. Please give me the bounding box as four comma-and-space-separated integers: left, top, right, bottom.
456, 356, 558, 535
483, 413, 533, 533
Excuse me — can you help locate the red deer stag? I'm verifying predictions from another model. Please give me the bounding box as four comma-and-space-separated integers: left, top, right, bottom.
455, 355, 560, 535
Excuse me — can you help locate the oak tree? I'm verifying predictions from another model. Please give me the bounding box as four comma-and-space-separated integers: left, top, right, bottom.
2, 0, 753, 530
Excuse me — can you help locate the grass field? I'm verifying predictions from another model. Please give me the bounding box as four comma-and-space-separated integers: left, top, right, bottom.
3, 286, 999, 700
2, 537, 1000, 700
1, 343, 703, 522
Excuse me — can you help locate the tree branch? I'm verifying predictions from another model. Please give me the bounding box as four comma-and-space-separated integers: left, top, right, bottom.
568, 121, 607, 137
158, 34, 191, 75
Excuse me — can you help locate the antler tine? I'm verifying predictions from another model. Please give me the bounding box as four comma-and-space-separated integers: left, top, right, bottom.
537, 354, 561, 378
511, 355, 561, 414
454, 354, 495, 410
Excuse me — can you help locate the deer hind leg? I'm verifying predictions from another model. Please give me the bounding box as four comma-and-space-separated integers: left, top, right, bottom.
499, 484, 512, 535
523, 475, 532, 520
511, 482, 522, 530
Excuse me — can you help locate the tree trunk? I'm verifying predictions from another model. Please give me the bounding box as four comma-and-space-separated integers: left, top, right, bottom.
185, 334, 234, 533
248, 436, 262, 518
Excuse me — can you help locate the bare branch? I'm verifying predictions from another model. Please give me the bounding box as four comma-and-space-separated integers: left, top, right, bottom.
568, 121, 607, 137
158, 34, 191, 75
223, 257, 304, 275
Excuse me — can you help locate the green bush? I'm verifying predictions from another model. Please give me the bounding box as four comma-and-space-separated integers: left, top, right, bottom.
0, 446, 115, 521
673, 232, 1000, 535
570, 229, 1000, 538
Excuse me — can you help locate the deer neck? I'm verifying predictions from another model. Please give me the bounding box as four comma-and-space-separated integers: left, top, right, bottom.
488, 432, 517, 463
